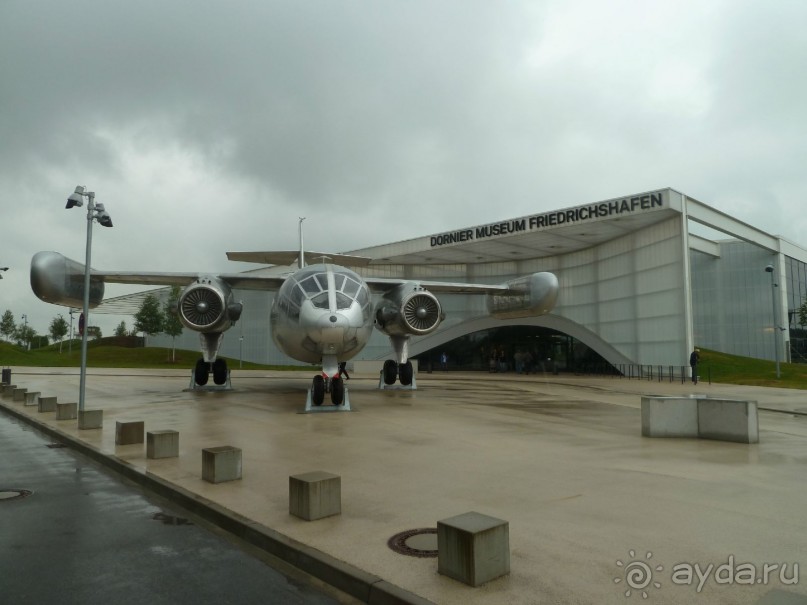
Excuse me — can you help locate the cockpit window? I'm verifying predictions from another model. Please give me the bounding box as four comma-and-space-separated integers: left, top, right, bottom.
311, 292, 330, 309
343, 277, 360, 298
300, 275, 321, 295
334, 292, 352, 310
333, 274, 346, 290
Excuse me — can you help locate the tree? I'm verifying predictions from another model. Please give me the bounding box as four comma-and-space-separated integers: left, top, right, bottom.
49, 315, 69, 353
14, 324, 36, 349
0, 310, 15, 342
134, 294, 164, 340
163, 286, 184, 362
799, 300, 807, 331
114, 321, 128, 337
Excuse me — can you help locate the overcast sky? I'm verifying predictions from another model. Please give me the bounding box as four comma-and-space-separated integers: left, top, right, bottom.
2, 0, 806, 338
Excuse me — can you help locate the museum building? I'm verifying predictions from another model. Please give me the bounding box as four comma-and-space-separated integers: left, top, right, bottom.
145, 188, 807, 372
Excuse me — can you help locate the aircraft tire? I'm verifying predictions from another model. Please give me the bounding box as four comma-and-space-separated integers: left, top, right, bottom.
383, 360, 398, 385
212, 359, 228, 385
312, 375, 325, 406
330, 377, 344, 406
194, 359, 210, 386
399, 361, 413, 386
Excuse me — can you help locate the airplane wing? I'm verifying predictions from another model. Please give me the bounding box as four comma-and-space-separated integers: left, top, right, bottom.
97, 271, 287, 290
363, 276, 511, 294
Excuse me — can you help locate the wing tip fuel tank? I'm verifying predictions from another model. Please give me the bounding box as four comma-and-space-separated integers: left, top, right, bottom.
30, 251, 105, 308
487, 271, 559, 319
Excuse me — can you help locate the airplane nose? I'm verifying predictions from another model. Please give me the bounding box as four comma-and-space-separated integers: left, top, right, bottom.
313, 313, 347, 344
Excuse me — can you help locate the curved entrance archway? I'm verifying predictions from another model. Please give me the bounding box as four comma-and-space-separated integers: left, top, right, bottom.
408, 315, 634, 372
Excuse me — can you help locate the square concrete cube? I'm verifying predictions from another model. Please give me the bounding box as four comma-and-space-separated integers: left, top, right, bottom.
2, 384, 16, 398
147, 430, 179, 459
13, 388, 28, 402
202, 446, 242, 483
289, 471, 341, 521
24, 391, 41, 406
115, 421, 145, 445
438, 511, 510, 586
698, 398, 759, 443
38, 396, 57, 412
78, 409, 103, 430
641, 396, 699, 438
56, 402, 77, 420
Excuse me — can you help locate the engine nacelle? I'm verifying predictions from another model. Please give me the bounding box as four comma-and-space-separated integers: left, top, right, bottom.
487, 272, 559, 319
177, 276, 242, 333
374, 282, 444, 337
30, 251, 105, 308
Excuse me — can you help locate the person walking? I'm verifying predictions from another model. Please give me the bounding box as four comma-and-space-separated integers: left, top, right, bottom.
689, 348, 700, 384
338, 361, 350, 380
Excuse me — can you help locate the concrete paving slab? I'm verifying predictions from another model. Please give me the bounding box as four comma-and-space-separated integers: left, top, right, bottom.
2, 367, 807, 605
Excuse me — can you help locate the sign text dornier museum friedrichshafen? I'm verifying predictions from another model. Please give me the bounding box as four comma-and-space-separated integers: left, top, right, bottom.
430, 190, 666, 247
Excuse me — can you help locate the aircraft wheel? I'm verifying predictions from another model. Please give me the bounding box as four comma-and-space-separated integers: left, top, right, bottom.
399, 361, 413, 386
383, 360, 398, 385
330, 377, 344, 406
312, 375, 325, 406
212, 359, 228, 385
194, 359, 210, 386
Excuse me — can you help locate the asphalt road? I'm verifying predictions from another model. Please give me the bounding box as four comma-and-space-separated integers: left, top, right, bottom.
0, 414, 355, 605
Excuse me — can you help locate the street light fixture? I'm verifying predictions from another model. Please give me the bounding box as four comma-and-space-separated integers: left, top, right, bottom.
0, 267, 8, 279
66, 185, 114, 411
765, 264, 781, 379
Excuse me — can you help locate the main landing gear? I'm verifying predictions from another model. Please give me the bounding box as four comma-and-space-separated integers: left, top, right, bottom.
306, 374, 351, 412
189, 358, 231, 390
380, 360, 414, 388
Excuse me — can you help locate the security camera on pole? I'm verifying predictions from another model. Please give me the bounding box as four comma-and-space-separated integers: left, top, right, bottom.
66, 186, 113, 419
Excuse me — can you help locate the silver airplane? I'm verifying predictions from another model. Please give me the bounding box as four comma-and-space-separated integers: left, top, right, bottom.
31, 243, 559, 406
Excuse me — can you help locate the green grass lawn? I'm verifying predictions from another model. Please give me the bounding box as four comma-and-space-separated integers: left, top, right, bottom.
0, 338, 306, 371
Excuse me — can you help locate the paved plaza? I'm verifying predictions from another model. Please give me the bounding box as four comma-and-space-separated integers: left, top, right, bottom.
2, 367, 806, 604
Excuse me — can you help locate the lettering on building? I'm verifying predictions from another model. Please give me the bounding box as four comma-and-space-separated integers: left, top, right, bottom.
430, 191, 665, 248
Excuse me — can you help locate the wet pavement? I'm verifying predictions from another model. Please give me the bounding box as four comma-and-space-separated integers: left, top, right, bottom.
2, 367, 807, 604
0, 410, 357, 605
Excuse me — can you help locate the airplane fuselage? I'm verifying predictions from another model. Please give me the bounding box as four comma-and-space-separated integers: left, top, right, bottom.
270, 263, 374, 365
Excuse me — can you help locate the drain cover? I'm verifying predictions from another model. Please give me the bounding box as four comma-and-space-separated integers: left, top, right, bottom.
387, 528, 438, 558
0, 489, 33, 501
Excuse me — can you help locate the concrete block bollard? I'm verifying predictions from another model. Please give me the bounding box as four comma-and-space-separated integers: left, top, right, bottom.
202, 446, 242, 483
698, 399, 759, 444
56, 402, 78, 420
2, 384, 16, 398
78, 410, 103, 430
115, 421, 145, 445
24, 391, 41, 406
289, 471, 341, 521
13, 388, 28, 402
38, 396, 57, 413
438, 511, 510, 587
147, 430, 179, 459
641, 396, 698, 438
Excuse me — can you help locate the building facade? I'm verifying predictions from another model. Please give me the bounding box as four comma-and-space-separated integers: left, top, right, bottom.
143, 188, 805, 371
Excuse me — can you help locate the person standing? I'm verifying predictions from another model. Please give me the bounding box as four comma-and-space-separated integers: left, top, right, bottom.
689, 348, 700, 384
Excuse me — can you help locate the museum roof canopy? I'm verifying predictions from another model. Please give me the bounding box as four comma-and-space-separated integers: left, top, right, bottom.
358, 188, 681, 265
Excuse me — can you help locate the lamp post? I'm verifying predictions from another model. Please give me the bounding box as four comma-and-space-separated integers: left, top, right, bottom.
21, 313, 28, 350
66, 186, 113, 411
765, 264, 781, 379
